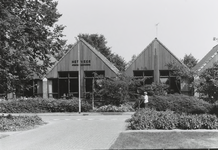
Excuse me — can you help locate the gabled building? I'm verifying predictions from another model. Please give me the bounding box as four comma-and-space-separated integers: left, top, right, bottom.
34, 38, 119, 99
125, 38, 191, 95
192, 44, 218, 74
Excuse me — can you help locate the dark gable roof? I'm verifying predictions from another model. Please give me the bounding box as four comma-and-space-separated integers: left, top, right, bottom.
126, 38, 189, 71
193, 44, 218, 73
45, 38, 120, 77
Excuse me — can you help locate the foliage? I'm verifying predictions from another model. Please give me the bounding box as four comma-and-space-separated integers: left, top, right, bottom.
126, 54, 137, 69
210, 101, 218, 117
78, 33, 126, 72
0, 0, 66, 97
94, 104, 134, 112
166, 62, 193, 80
166, 61, 194, 94
138, 82, 169, 96
95, 77, 129, 106
181, 54, 198, 69
0, 114, 45, 131
94, 74, 147, 106
126, 108, 218, 130
147, 94, 211, 114
195, 62, 218, 103
0, 98, 92, 113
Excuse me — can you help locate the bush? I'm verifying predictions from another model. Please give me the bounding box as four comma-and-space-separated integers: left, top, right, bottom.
210, 101, 218, 117
139, 82, 169, 96
0, 98, 92, 113
126, 108, 218, 130
0, 114, 45, 131
126, 109, 178, 130
147, 94, 212, 114
94, 103, 134, 112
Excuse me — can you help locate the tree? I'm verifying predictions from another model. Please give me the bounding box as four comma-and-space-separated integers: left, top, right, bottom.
126, 54, 137, 69
181, 54, 198, 69
195, 62, 218, 103
0, 0, 65, 97
166, 61, 195, 94
78, 34, 126, 72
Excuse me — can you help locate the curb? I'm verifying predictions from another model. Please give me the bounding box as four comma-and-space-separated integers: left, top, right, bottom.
123, 129, 218, 133
1, 112, 135, 116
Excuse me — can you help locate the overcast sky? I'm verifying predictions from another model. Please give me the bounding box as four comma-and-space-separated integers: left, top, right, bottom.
56, 0, 218, 63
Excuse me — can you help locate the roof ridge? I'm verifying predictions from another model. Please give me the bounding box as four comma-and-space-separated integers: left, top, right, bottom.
45, 43, 77, 77
125, 39, 155, 70
155, 38, 190, 71
193, 44, 218, 72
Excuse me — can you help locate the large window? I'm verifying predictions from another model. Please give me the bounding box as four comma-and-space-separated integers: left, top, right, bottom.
159, 70, 180, 93
133, 70, 153, 84
58, 71, 79, 98
84, 71, 105, 93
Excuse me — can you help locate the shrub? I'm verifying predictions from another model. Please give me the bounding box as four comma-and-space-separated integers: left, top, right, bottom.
0, 98, 92, 113
95, 104, 134, 112
210, 101, 218, 117
126, 108, 218, 130
147, 94, 212, 114
139, 82, 169, 96
126, 108, 178, 130
0, 114, 45, 131
177, 113, 218, 129
95, 77, 129, 106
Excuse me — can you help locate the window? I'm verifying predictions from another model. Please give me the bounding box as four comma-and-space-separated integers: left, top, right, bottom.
133, 70, 154, 85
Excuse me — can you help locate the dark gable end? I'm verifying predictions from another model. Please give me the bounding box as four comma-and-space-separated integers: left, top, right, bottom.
125, 38, 189, 76
46, 38, 119, 78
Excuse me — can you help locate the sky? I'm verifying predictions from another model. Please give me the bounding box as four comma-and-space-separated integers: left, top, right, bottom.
56, 0, 218, 63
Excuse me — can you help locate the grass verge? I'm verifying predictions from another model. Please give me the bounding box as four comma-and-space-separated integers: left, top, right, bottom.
110, 131, 218, 149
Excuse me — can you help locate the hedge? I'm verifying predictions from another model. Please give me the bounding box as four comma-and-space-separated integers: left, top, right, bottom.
0, 98, 92, 113
126, 108, 218, 130
146, 94, 212, 114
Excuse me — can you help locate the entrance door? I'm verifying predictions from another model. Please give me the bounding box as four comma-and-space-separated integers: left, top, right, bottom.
59, 79, 68, 98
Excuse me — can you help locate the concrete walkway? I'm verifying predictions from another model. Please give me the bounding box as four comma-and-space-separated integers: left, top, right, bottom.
0, 114, 131, 150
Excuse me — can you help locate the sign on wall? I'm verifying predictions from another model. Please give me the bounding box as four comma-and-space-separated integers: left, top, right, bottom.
72, 60, 91, 66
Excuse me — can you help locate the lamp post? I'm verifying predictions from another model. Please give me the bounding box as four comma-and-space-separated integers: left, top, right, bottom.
75, 37, 81, 114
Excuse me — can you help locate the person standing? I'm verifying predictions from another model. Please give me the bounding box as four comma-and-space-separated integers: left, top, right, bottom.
143, 91, 148, 108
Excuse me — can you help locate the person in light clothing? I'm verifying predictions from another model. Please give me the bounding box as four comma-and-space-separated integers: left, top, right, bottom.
143, 91, 148, 108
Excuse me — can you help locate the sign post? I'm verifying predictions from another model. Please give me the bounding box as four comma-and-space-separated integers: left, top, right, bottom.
75, 37, 81, 114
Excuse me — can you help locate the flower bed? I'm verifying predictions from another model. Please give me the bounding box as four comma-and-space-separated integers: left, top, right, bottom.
126, 108, 218, 130
0, 114, 45, 131
94, 104, 134, 112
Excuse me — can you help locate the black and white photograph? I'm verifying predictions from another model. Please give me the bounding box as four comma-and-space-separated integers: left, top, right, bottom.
1, 0, 218, 149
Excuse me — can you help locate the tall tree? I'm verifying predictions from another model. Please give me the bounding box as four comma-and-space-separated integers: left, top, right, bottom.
0, 0, 65, 97
78, 34, 126, 72
181, 54, 198, 69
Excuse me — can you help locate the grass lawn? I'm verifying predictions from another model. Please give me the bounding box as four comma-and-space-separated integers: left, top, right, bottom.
110, 131, 218, 149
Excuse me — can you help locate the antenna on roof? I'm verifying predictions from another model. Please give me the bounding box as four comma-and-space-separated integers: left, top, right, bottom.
155, 23, 159, 38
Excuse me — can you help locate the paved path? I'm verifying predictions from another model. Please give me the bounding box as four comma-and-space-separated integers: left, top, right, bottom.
0, 115, 131, 150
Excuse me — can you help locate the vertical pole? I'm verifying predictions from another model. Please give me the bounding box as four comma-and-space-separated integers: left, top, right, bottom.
78, 39, 81, 113
92, 76, 95, 109
153, 39, 160, 84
